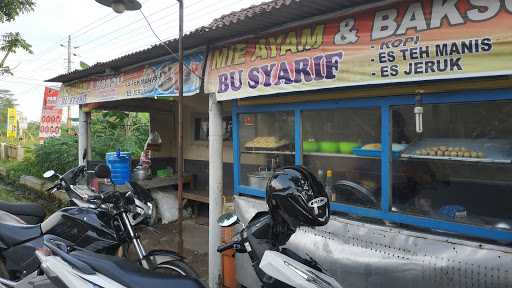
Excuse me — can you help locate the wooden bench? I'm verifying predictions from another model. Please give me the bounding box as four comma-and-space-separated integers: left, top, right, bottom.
183, 190, 209, 204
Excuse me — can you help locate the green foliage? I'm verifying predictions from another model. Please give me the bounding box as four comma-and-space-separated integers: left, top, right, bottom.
0, 0, 35, 74
91, 111, 149, 160
0, 0, 36, 23
2, 135, 77, 184
22, 121, 39, 142
1, 32, 33, 73
33, 135, 78, 174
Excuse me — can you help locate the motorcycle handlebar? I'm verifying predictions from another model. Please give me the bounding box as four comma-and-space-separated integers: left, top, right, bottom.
46, 182, 61, 192
217, 241, 238, 253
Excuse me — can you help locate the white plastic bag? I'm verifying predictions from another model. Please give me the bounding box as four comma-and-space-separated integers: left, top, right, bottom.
152, 190, 178, 224
147, 131, 162, 145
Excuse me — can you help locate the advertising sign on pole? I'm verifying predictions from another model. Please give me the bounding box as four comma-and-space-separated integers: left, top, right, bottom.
7, 108, 17, 138
39, 87, 63, 140
205, 0, 512, 101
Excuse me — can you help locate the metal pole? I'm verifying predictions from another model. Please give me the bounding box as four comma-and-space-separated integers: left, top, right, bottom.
66, 35, 72, 133
78, 105, 87, 165
208, 93, 223, 288
176, 0, 184, 256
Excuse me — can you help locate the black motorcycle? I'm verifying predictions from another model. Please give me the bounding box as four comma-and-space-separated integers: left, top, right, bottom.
0, 164, 196, 284
218, 166, 342, 288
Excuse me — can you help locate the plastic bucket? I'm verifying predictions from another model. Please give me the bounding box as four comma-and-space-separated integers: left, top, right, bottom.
106, 151, 131, 185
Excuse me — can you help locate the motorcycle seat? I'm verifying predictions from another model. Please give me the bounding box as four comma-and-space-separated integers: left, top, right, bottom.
0, 201, 46, 225
0, 212, 42, 247
70, 250, 205, 288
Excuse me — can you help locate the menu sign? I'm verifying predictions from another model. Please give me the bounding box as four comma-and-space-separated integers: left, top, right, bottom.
205, 0, 512, 101
39, 87, 62, 140
58, 50, 205, 106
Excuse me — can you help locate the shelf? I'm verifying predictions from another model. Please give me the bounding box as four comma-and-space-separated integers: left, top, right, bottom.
400, 154, 511, 164
241, 150, 295, 155
303, 152, 378, 159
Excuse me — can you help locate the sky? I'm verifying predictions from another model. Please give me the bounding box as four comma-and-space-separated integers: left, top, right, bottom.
0, 0, 266, 121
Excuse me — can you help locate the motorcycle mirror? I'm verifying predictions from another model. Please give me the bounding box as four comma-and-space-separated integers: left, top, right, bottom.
94, 164, 111, 179
43, 170, 56, 179
217, 212, 239, 227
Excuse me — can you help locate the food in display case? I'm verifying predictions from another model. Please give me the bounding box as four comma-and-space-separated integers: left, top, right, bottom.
414, 146, 484, 158
244, 136, 289, 150
362, 143, 381, 150
352, 143, 407, 158
401, 138, 512, 163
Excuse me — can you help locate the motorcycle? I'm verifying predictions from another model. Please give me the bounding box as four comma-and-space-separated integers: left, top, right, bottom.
0, 164, 154, 226
0, 164, 196, 285
217, 212, 342, 288
217, 166, 343, 288
0, 235, 204, 288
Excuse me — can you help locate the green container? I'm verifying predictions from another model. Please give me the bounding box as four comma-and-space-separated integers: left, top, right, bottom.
303, 141, 319, 152
338, 142, 361, 154
156, 169, 171, 177
319, 141, 339, 153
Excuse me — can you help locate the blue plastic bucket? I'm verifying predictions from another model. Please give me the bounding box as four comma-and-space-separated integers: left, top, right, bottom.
106, 150, 131, 185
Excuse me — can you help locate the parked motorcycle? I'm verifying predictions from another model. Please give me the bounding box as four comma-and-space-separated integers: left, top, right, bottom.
0, 163, 154, 226
0, 235, 204, 288
0, 164, 196, 285
217, 167, 342, 288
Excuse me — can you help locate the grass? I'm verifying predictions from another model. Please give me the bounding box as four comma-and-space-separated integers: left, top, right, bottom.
0, 187, 24, 202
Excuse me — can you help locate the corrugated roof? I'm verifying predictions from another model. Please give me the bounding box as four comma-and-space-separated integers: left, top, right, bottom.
47, 0, 377, 83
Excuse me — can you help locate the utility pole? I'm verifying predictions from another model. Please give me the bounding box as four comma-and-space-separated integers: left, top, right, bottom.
66, 35, 72, 133
176, 0, 184, 257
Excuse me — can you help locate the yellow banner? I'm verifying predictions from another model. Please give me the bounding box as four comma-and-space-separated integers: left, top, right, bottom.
205, 0, 512, 101
7, 108, 17, 138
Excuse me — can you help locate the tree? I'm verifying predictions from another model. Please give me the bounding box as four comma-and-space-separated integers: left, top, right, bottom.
0, 0, 36, 75
0, 0, 35, 23
0, 32, 33, 74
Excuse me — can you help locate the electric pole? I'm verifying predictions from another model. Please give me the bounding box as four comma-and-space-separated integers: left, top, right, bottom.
176, 0, 184, 258
66, 35, 72, 133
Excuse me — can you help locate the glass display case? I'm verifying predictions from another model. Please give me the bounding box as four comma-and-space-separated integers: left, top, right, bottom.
302, 108, 381, 208
232, 89, 512, 243
238, 111, 295, 190
392, 101, 512, 230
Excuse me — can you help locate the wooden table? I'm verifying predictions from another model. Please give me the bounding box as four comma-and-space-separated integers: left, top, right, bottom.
135, 174, 194, 190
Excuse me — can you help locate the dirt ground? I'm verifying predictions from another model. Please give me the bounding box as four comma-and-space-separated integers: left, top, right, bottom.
135, 219, 210, 283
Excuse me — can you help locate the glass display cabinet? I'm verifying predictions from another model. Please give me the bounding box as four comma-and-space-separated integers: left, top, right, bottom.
232, 89, 512, 243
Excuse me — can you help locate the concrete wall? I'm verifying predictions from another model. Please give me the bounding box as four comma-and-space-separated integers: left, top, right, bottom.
150, 95, 234, 164
149, 95, 235, 193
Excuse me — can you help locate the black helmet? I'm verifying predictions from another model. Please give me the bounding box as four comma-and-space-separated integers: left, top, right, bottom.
266, 166, 330, 229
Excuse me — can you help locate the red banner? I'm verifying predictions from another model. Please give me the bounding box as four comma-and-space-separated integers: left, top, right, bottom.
39, 87, 62, 140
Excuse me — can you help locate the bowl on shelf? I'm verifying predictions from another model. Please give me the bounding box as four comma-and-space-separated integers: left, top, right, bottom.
319, 141, 339, 153
338, 142, 361, 154
303, 140, 319, 152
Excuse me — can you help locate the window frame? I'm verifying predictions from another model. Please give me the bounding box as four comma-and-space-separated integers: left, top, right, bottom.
232, 89, 512, 243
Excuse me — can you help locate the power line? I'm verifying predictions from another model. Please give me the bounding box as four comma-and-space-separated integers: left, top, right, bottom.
77, 2, 180, 48
78, 0, 210, 51
88, 0, 239, 54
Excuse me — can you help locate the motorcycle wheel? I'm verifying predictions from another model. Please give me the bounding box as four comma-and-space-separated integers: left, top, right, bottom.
152, 260, 200, 278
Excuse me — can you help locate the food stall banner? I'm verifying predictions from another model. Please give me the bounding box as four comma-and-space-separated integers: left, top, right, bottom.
205, 0, 512, 101
6, 108, 17, 138
58, 50, 205, 106
39, 87, 63, 140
